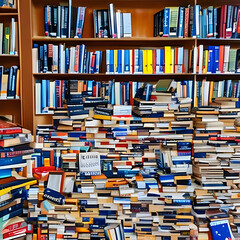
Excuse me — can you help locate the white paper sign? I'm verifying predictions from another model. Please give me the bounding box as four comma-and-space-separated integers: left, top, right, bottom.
79, 152, 101, 176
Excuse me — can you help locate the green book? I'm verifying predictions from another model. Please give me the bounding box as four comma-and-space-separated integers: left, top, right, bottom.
169, 7, 179, 37
228, 49, 237, 73
4, 27, 10, 54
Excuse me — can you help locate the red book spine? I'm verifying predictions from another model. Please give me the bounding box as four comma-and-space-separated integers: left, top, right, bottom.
93, 84, 96, 97
74, 45, 80, 72
184, 8, 189, 38
90, 53, 96, 72
237, 8, 240, 34
59, 80, 63, 107
174, 48, 178, 73
219, 45, 224, 72
3, 226, 27, 239
152, 49, 156, 74
223, 5, 227, 38
220, 6, 224, 38
50, 149, 54, 166
132, 50, 135, 74
129, 81, 133, 105
2, 222, 25, 234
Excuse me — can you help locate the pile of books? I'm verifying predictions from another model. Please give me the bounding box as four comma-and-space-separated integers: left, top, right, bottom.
154, 5, 240, 39
0, 65, 20, 99
0, 18, 18, 55
0, 119, 36, 239
192, 97, 240, 238
32, 44, 102, 74
32, 79, 203, 239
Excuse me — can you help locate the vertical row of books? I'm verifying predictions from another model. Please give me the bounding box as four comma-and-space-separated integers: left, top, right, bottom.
44, 3, 132, 39
0, 18, 18, 55
0, 120, 36, 239
154, 5, 240, 39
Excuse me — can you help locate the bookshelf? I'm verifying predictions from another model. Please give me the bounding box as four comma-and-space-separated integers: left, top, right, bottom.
0, 0, 21, 124
20, 0, 240, 133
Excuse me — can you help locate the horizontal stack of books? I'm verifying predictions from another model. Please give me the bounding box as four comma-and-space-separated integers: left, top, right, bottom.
0, 119, 36, 239
0, 18, 18, 55
154, 5, 240, 39
0, 65, 20, 99
32, 44, 102, 74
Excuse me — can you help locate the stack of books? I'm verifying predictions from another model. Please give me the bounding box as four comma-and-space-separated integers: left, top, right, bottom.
0, 119, 36, 239
192, 96, 240, 237
154, 5, 240, 39
0, 18, 18, 55
32, 79, 202, 239
32, 44, 102, 74
0, 65, 20, 99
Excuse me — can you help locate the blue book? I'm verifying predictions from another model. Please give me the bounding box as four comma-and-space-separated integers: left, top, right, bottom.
110, 50, 114, 73
213, 8, 217, 37
195, 5, 201, 38
111, 81, 115, 105
214, 46, 219, 73
41, 80, 47, 113
43, 44, 48, 73
210, 220, 233, 240
58, 45, 62, 73
145, 84, 152, 101
160, 49, 164, 73
163, 8, 170, 37
192, 7, 196, 38
65, 48, 69, 73
202, 9, 207, 38
124, 50, 130, 73
139, 50, 143, 73
207, 46, 215, 73
0, 156, 25, 166
117, 50, 122, 73
207, 6, 214, 38
44, 6, 49, 36
177, 7, 185, 38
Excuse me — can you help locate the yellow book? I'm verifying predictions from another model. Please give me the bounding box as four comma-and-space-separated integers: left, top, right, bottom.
171, 48, 174, 73
143, 50, 148, 74
176, 81, 181, 97
203, 50, 208, 74
194, 79, 198, 108
114, 49, 118, 73
129, 49, 133, 74
164, 46, 172, 73
147, 50, 153, 74
93, 114, 111, 120
209, 81, 214, 103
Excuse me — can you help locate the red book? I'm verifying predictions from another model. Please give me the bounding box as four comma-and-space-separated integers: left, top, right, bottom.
220, 6, 224, 38
174, 48, 178, 73
90, 53, 96, 72
83, 80, 87, 92
237, 8, 240, 35
0, 127, 22, 135
129, 81, 133, 105
3, 226, 27, 239
50, 149, 54, 166
184, 8, 190, 38
59, 80, 63, 107
152, 49, 156, 74
2, 218, 26, 235
74, 45, 80, 72
0, 120, 16, 129
93, 84, 96, 97
219, 45, 224, 72
222, 5, 227, 38
132, 50, 135, 74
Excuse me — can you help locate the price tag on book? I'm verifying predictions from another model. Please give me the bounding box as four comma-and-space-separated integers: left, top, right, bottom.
79, 152, 101, 176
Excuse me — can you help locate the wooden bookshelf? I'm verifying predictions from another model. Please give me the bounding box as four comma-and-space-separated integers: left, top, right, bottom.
18, 0, 240, 132
0, 0, 22, 125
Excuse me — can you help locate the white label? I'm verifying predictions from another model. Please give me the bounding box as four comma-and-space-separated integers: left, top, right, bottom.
79, 152, 101, 176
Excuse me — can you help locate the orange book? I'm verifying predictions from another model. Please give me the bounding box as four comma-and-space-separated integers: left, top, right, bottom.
209, 81, 214, 103
174, 47, 178, 73
219, 45, 224, 73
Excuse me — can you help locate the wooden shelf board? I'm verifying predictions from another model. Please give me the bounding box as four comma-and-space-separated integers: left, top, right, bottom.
0, 54, 19, 57
0, 98, 20, 101
33, 73, 195, 80
0, 12, 18, 16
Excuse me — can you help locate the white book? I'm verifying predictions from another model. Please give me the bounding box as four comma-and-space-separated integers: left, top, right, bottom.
203, 81, 210, 106
10, 18, 15, 54
198, 45, 203, 74
68, 0, 72, 38
52, 45, 58, 73
69, 47, 75, 73
123, 13, 132, 37
116, 10, 121, 38
109, 3, 116, 38
115, 82, 120, 105
61, 48, 65, 73
106, 50, 110, 74
193, 46, 198, 74
49, 81, 55, 108
0, 23, 3, 55
35, 82, 41, 114
223, 45, 230, 73
32, 48, 38, 73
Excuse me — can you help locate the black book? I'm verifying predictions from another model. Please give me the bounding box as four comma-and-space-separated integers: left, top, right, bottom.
50, 6, 57, 37
38, 45, 44, 73
158, 10, 164, 37
71, 6, 78, 38
154, 12, 159, 37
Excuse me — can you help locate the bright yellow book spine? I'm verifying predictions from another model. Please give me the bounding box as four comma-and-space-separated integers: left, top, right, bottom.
114, 49, 118, 73
143, 50, 148, 74
203, 50, 208, 74
165, 46, 172, 73
147, 50, 153, 74
209, 81, 214, 103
